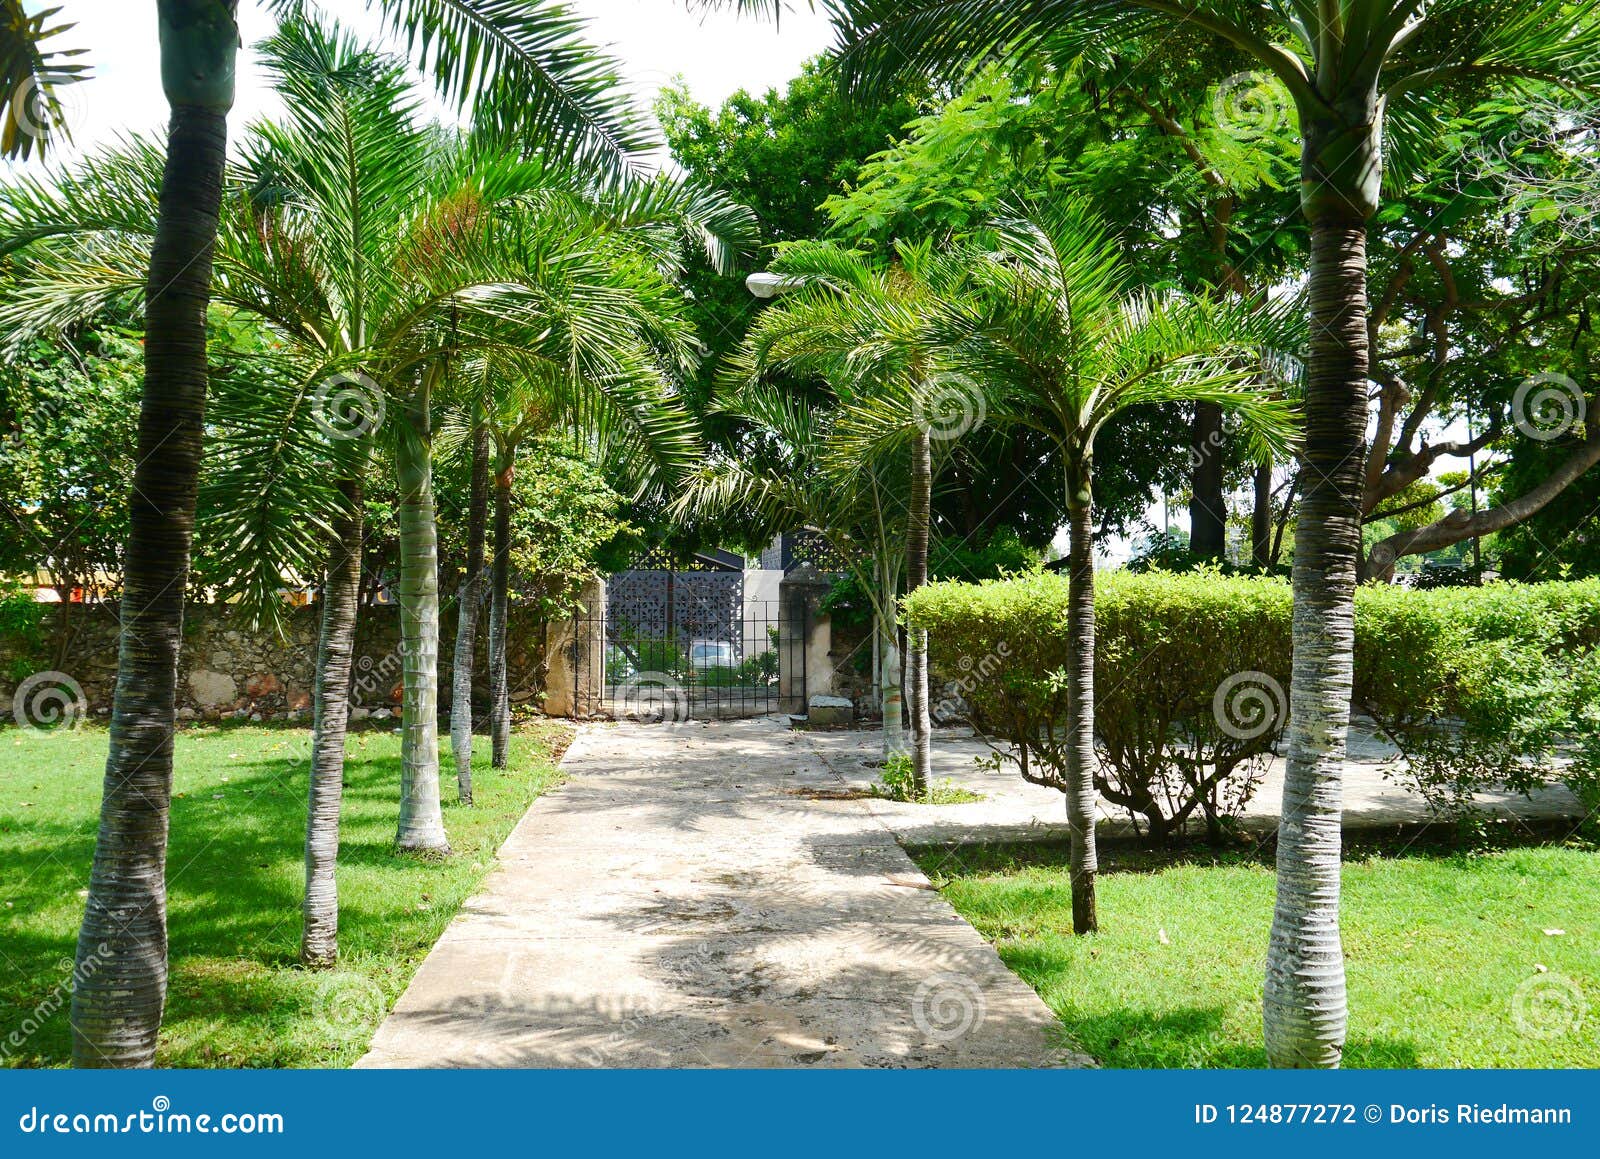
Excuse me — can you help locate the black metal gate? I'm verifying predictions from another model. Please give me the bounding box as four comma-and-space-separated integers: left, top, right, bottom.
571, 595, 807, 721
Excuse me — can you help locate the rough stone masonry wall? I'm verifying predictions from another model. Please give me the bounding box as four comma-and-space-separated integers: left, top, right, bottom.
0, 602, 548, 724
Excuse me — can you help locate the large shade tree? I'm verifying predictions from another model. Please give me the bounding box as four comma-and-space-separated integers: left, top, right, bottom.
713, 0, 1600, 1068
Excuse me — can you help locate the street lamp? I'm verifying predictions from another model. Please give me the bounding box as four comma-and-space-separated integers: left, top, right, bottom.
745, 271, 803, 299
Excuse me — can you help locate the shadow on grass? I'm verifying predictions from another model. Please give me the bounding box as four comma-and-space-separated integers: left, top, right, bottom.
0, 726, 563, 1068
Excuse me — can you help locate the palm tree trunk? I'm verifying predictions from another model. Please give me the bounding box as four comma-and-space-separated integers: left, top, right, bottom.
394, 401, 450, 855
1251, 459, 1274, 569
449, 422, 490, 802
905, 428, 933, 796
1189, 401, 1226, 559
302, 471, 365, 968
70, 48, 234, 1066
1064, 476, 1099, 935
489, 454, 513, 769
1264, 215, 1369, 1068
877, 562, 905, 762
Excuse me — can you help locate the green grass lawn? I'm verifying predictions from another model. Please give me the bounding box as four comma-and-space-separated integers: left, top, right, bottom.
1, 720, 570, 1068
913, 838, 1600, 1068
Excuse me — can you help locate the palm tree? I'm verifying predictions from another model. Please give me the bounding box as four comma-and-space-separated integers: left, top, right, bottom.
730, 239, 984, 786
680, 374, 912, 758
890, 196, 1297, 934
450, 418, 491, 800
718, 0, 1600, 1067
0, 2, 680, 1062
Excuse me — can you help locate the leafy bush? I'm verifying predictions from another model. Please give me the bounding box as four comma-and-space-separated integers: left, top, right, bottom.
907, 571, 1600, 841
872, 753, 985, 805
908, 570, 1287, 842
1354, 580, 1600, 823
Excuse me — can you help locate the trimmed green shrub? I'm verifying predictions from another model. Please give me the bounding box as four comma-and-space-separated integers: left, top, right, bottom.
907, 571, 1600, 840
908, 570, 1290, 841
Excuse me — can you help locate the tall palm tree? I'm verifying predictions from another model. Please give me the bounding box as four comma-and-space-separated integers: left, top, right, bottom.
847, 195, 1298, 934
680, 377, 911, 758
450, 417, 491, 800
0, 1, 678, 1063
719, 0, 1600, 1067
730, 238, 984, 786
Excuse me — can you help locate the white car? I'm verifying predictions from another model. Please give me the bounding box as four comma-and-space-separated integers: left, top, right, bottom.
687, 639, 738, 669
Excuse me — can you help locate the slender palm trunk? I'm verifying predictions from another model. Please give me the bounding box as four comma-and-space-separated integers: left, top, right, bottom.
449, 423, 490, 801
1264, 216, 1370, 1068
877, 560, 906, 761
1064, 473, 1099, 935
905, 428, 933, 795
394, 401, 450, 855
1189, 401, 1226, 559
71, 86, 232, 1068
302, 471, 365, 968
1252, 459, 1274, 569
489, 455, 513, 769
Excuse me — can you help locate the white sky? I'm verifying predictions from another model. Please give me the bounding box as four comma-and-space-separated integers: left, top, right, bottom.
32, 0, 839, 163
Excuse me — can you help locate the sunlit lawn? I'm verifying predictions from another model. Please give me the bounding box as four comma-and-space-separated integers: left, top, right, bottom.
913, 837, 1600, 1068
1, 720, 569, 1068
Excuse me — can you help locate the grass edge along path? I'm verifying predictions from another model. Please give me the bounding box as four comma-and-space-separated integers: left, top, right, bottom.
1, 720, 572, 1068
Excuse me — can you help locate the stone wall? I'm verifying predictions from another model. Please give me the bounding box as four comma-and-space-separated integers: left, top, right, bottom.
0, 602, 549, 724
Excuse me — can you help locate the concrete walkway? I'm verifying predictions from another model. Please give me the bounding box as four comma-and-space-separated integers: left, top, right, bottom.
358, 718, 1086, 1069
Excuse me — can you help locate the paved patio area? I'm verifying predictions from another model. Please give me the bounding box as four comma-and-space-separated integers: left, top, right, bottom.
822, 719, 1586, 848
358, 718, 1088, 1069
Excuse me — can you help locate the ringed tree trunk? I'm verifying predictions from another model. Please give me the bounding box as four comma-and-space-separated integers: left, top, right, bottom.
905, 428, 933, 796
1063, 458, 1099, 935
302, 469, 366, 968
1189, 401, 1227, 560
488, 450, 514, 769
877, 569, 906, 762
449, 422, 491, 801
71, 0, 237, 1069
394, 400, 450, 855
1264, 111, 1380, 1069
1251, 460, 1274, 569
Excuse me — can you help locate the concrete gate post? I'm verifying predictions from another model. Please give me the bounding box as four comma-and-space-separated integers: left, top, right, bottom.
544, 577, 607, 719
778, 564, 831, 716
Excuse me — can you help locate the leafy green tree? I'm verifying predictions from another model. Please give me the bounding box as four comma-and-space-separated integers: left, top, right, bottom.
0, 0, 85, 160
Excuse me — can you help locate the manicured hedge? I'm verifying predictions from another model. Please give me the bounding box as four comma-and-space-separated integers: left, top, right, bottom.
906, 571, 1600, 839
